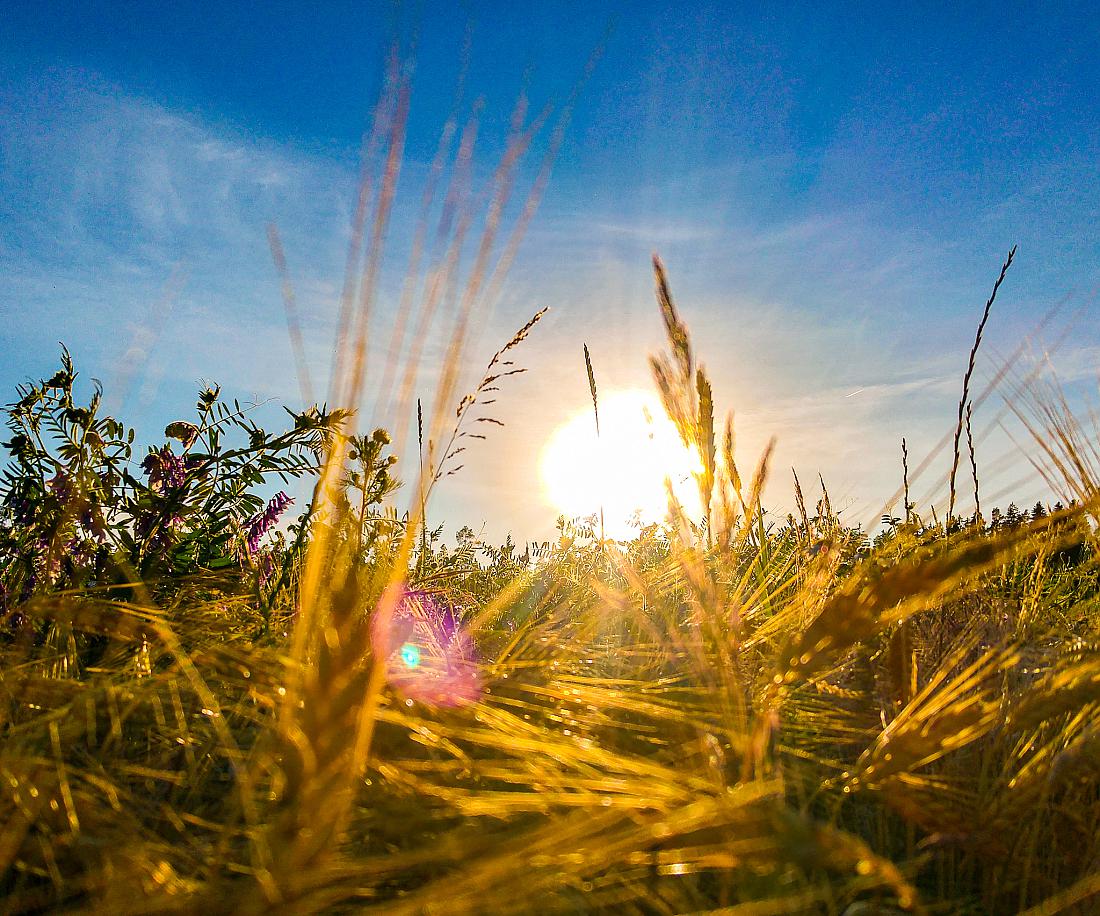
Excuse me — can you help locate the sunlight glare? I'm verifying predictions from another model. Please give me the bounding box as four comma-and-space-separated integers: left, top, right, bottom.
540, 389, 703, 540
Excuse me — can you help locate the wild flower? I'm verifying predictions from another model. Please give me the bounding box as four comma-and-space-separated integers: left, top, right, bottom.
134, 508, 184, 556
371, 585, 481, 707
4, 491, 34, 526
243, 491, 293, 559
142, 446, 188, 492
45, 471, 71, 501
80, 506, 107, 542
257, 551, 278, 590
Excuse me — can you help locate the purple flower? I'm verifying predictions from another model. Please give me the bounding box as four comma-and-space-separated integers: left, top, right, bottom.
5, 493, 34, 525
65, 537, 96, 570
257, 552, 278, 590
46, 471, 71, 502
80, 507, 107, 543
134, 509, 184, 555
371, 586, 481, 707
142, 447, 187, 492
243, 491, 292, 558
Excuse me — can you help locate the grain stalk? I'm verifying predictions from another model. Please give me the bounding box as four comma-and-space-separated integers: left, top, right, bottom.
583, 342, 605, 542
948, 246, 1015, 522
967, 401, 980, 523
902, 436, 911, 523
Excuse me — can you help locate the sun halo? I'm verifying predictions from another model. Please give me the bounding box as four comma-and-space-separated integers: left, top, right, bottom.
539, 389, 703, 540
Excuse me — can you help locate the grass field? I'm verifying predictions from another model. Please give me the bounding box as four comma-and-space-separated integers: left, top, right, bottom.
2, 243, 1099, 915
3, 55, 1100, 914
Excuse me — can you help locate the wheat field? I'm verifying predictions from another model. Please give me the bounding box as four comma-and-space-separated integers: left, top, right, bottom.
2, 53, 1100, 916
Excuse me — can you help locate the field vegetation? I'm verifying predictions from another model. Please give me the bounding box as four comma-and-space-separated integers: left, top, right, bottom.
2, 66, 1099, 916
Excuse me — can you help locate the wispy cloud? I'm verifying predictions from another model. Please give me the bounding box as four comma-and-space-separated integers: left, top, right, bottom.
590, 219, 719, 243
1, 70, 1095, 542
0, 74, 360, 406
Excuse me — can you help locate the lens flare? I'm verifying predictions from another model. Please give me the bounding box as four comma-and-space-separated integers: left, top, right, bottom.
372, 586, 481, 707
400, 642, 421, 668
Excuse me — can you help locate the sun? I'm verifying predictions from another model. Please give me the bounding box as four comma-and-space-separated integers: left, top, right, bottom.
539, 389, 703, 540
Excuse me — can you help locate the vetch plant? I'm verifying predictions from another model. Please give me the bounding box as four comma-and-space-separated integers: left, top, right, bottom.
0, 347, 362, 627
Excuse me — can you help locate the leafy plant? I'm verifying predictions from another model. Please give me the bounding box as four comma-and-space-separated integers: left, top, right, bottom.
0, 347, 360, 626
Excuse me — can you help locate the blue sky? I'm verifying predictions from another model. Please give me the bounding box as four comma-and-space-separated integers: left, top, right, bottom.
2, 2, 1098, 540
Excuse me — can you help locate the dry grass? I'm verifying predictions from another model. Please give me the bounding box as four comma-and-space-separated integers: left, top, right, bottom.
2, 64, 1099, 916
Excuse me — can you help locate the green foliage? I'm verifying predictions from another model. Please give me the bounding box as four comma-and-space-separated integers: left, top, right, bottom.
0, 347, 391, 649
